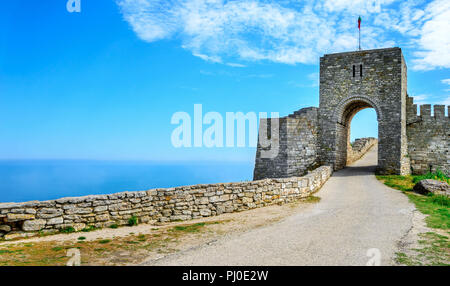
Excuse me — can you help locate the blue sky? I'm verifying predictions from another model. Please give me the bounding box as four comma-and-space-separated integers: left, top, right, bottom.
0, 0, 449, 163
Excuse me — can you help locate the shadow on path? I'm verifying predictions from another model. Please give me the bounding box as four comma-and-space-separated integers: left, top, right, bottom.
332, 165, 377, 177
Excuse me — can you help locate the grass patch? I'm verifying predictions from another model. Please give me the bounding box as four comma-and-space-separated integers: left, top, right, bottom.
59, 226, 76, 234
377, 175, 449, 230
172, 223, 206, 233
78, 236, 86, 241
412, 169, 450, 184
377, 173, 449, 265
376, 175, 415, 192
128, 216, 138, 226
395, 232, 450, 266
405, 193, 450, 229
81, 225, 98, 232
303, 196, 321, 203
109, 224, 119, 229
0, 250, 13, 254
98, 239, 111, 244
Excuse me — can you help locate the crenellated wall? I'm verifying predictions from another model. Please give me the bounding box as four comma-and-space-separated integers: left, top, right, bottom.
0, 166, 332, 240
406, 96, 449, 175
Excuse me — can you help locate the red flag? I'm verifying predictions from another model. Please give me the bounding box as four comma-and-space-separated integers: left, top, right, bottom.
358, 16, 361, 30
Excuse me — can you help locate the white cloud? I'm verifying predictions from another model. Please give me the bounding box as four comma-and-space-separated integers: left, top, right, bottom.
411, 0, 450, 70
412, 94, 429, 104
442, 79, 450, 85
117, 0, 450, 70
441, 96, 450, 105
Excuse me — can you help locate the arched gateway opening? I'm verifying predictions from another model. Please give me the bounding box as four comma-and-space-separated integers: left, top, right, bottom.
333, 97, 381, 170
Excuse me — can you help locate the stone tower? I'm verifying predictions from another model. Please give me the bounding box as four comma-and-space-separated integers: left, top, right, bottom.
254, 47, 449, 180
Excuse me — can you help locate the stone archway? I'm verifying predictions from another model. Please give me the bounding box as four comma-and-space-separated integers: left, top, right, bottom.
332, 95, 381, 170
318, 48, 410, 175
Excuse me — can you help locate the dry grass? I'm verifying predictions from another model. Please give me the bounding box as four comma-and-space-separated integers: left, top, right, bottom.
0, 221, 224, 266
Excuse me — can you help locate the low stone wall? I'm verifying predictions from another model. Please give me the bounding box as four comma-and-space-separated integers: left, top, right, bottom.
0, 166, 333, 240
346, 137, 378, 165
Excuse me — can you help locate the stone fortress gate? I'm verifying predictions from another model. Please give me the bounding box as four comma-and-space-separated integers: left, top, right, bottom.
254, 48, 449, 179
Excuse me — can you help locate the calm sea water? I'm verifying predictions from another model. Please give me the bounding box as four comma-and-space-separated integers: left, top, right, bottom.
0, 160, 253, 203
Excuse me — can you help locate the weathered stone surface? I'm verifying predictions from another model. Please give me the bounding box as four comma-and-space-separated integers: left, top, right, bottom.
0, 225, 12, 232
406, 101, 449, 175
4, 231, 37, 240
6, 213, 35, 222
22, 219, 46, 231
47, 217, 64, 225
413, 179, 450, 196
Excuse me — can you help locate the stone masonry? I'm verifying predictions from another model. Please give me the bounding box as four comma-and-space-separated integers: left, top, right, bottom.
0, 166, 332, 240
254, 47, 449, 179
406, 96, 450, 175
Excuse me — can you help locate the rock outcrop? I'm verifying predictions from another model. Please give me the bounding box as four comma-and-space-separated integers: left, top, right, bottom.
413, 179, 450, 196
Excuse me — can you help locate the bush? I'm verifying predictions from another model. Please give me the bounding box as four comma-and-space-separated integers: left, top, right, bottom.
109, 224, 118, 229
128, 216, 138, 226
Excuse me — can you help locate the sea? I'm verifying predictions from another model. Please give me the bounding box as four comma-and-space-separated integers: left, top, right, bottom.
0, 160, 253, 203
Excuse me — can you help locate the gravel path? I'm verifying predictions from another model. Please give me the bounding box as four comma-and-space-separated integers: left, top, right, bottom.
143, 146, 415, 266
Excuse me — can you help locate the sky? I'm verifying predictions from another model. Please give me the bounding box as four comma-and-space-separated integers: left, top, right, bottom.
0, 0, 449, 163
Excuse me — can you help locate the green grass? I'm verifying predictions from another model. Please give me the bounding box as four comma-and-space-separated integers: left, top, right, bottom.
128, 216, 138, 226
406, 193, 450, 229
81, 225, 98, 232
376, 173, 450, 230
59, 227, 75, 234
98, 239, 111, 244
412, 169, 450, 184
395, 232, 450, 266
0, 250, 13, 254
172, 223, 206, 233
78, 236, 86, 241
303, 196, 321, 203
109, 224, 119, 229
377, 171, 450, 266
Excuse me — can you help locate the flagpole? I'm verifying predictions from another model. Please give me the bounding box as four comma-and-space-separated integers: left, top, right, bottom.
358, 16, 361, 51
359, 28, 361, 51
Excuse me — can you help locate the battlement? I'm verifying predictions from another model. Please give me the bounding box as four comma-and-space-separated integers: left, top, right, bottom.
287, 107, 318, 118
406, 96, 449, 123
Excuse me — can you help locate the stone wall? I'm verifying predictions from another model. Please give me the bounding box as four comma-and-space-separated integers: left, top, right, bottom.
0, 166, 332, 240
346, 137, 378, 165
253, 107, 319, 180
406, 96, 449, 175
